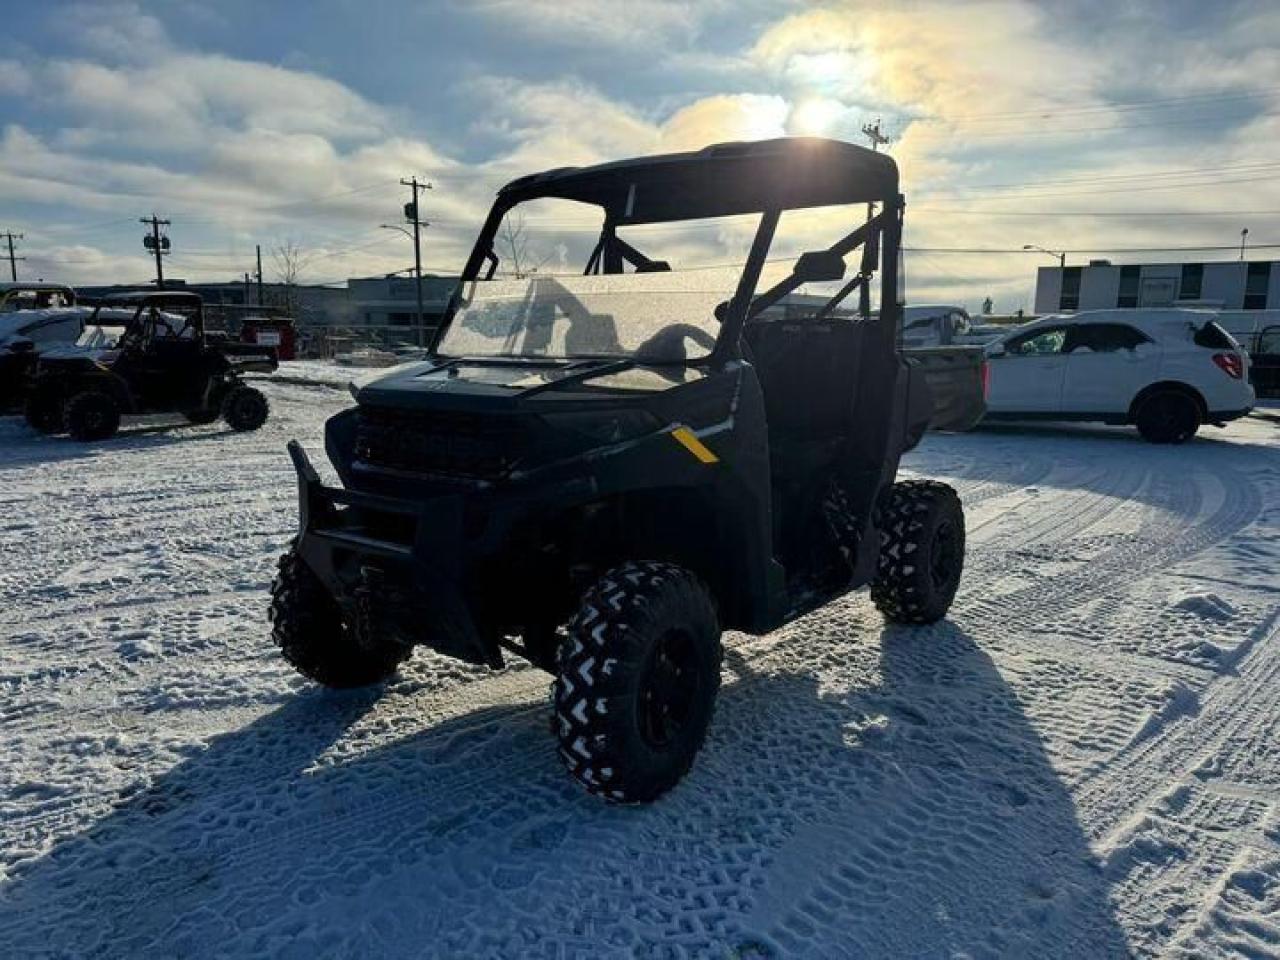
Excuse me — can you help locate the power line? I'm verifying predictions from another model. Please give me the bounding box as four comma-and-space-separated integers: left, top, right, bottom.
903, 244, 1280, 254
910, 208, 1280, 218
914, 84, 1280, 125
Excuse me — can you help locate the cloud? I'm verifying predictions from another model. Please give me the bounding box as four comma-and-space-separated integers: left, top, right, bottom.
69, 1, 170, 60
0, 59, 31, 96
463, 0, 717, 50
754, 1, 1108, 122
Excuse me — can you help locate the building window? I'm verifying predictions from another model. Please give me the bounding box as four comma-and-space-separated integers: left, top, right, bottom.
1179, 263, 1203, 300
1059, 266, 1082, 310
1244, 261, 1271, 310
1117, 265, 1140, 308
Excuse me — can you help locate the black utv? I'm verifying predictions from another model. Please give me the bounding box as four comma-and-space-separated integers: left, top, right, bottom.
25, 291, 275, 441
272, 137, 966, 802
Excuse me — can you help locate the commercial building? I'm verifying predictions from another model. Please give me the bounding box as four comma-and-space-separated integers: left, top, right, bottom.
1033, 259, 1280, 314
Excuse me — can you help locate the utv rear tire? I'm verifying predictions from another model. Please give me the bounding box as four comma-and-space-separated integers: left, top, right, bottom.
872, 480, 965, 625
223, 385, 269, 432
269, 545, 409, 688
64, 391, 120, 441
1135, 390, 1200, 444
24, 389, 64, 434
554, 562, 722, 803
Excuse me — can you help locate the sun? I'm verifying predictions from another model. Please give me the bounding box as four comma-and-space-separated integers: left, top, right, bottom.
790, 97, 844, 135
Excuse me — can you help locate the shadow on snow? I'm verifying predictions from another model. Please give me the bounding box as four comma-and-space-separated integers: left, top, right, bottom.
0, 621, 1130, 958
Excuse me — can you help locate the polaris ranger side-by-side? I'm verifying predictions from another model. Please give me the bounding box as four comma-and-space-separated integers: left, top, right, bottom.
272, 138, 970, 802
25, 291, 276, 441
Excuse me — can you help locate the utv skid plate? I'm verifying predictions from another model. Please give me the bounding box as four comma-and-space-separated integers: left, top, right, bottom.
286, 440, 496, 667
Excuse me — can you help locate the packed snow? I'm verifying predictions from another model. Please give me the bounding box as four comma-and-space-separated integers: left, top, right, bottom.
1, 375, 1278, 958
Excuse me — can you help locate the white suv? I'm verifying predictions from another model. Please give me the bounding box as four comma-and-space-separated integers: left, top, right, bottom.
983, 309, 1255, 443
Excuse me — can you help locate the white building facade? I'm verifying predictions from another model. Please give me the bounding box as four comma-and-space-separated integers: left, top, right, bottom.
1033, 259, 1280, 314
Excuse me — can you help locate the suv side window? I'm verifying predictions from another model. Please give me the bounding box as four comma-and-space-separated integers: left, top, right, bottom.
1064, 323, 1149, 353
1005, 327, 1068, 356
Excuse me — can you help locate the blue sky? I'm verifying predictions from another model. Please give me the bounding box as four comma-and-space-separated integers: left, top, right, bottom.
1, 0, 1278, 310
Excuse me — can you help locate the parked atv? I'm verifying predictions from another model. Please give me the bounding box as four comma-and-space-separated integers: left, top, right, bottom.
25, 291, 276, 441
272, 137, 966, 802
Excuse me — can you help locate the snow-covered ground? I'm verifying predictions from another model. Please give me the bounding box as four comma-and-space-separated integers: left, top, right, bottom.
1, 376, 1278, 958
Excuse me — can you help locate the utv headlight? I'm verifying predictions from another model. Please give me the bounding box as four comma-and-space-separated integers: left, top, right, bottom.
540, 408, 662, 446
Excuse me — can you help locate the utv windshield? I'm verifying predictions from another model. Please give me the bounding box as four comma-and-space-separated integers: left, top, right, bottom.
439, 269, 738, 363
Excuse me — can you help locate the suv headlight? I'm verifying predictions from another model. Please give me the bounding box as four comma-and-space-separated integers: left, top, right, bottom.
540, 408, 662, 446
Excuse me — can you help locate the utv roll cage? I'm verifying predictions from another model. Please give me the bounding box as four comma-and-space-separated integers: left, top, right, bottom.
90, 291, 205, 340
447, 137, 903, 368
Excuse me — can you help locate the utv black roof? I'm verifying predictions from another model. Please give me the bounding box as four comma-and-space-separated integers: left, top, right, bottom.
497, 137, 899, 225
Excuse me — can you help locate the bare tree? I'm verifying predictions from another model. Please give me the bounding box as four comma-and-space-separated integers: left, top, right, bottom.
498, 210, 530, 278
271, 239, 313, 316
497, 210, 556, 279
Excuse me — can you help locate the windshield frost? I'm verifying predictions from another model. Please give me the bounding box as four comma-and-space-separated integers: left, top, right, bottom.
439, 270, 739, 363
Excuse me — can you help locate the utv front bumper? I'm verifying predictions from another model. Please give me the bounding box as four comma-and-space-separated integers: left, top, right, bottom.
286, 440, 494, 667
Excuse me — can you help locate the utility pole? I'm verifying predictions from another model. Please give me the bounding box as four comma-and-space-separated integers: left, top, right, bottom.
256, 244, 265, 306
140, 215, 170, 288
400, 176, 433, 349
860, 118, 891, 222
2, 231, 24, 281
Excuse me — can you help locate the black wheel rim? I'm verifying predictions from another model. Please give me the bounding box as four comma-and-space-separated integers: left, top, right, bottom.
1150, 395, 1192, 440
638, 628, 701, 749
930, 519, 961, 590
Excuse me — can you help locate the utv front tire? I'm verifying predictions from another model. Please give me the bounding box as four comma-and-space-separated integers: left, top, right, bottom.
872, 480, 965, 625
555, 562, 722, 803
269, 545, 409, 688
223, 385, 269, 432
64, 391, 120, 441
24, 389, 64, 434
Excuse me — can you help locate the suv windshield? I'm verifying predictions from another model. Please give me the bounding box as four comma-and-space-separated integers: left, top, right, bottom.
439, 269, 736, 363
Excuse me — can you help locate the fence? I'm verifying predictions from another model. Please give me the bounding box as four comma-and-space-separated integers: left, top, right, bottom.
295, 324, 439, 359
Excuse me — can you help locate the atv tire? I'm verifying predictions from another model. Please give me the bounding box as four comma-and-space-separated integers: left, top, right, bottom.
24, 389, 64, 434
269, 544, 410, 688
1135, 389, 1200, 444
554, 562, 722, 803
871, 480, 965, 625
223, 385, 269, 432
64, 391, 121, 442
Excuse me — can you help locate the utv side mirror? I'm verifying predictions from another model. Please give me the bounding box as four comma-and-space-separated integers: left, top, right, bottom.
793, 250, 847, 283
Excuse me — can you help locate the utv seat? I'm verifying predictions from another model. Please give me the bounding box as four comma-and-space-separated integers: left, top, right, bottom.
744, 317, 863, 473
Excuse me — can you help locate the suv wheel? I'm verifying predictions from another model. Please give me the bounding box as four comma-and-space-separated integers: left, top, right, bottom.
64, 391, 121, 442
223, 385, 269, 432
871, 480, 965, 625
554, 562, 722, 803
269, 543, 409, 688
24, 388, 64, 434
1135, 390, 1200, 444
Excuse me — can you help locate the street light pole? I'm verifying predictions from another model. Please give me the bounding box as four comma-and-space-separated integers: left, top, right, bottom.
1240, 228, 1249, 261
1023, 243, 1066, 268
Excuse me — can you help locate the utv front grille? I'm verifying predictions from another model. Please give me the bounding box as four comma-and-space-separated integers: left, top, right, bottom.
354, 407, 526, 479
